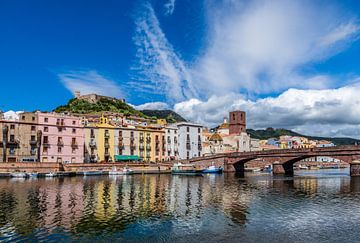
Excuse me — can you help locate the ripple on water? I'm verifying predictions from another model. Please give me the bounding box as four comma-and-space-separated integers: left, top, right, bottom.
0, 170, 359, 242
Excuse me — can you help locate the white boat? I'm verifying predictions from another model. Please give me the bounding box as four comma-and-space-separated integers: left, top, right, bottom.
10, 172, 28, 178
109, 167, 134, 175
299, 165, 309, 170
45, 172, 56, 177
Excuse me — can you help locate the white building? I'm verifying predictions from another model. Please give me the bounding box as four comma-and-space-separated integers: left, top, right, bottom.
176, 122, 203, 160
165, 125, 178, 161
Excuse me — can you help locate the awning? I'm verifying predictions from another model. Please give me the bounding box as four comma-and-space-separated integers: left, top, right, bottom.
115, 155, 140, 162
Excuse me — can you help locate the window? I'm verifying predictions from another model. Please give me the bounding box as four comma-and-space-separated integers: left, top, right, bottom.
119, 131, 122, 136
31, 126, 36, 131
10, 124, 15, 129
10, 135, 15, 142
198, 128, 201, 133
187, 127, 190, 132
43, 136, 48, 143
58, 127, 62, 132
32, 117, 35, 121
130, 131, 134, 137
72, 120, 76, 125
9, 148, 15, 155
44, 127, 48, 132
72, 148, 76, 153
72, 128, 76, 134
44, 117, 48, 123
58, 147, 62, 153
30, 135, 36, 141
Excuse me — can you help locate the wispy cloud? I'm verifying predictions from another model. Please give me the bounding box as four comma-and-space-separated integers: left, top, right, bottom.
132, 0, 359, 101
58, 70, 124, 98
193, 0, 360, 96
131, 2, 198, 103
164, 0, 176, 16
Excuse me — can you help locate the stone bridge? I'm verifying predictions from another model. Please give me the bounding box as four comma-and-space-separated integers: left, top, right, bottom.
178, 145, 360, 176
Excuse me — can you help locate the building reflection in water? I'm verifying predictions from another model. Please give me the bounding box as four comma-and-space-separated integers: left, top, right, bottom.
0, 170, 359, 240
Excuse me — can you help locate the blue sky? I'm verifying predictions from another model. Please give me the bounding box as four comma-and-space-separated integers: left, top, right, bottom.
1, 0, 360, 137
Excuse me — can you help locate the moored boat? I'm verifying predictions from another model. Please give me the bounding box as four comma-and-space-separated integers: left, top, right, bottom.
45, 172, 56, 177
171, 163, 204, 175
10, 172, 29, 178
202, 165, 223, 174
109, 166, 134, 175
83, 171, 103, 176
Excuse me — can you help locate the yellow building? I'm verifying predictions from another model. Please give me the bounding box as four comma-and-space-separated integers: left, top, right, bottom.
84, 116, 115, 162
96, 116, 115, 162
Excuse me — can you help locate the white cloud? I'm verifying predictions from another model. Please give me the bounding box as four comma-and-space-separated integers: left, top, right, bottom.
132, 0, 359, 101
174, 82, 360, 138
193, 0, 360, 96
131, 2, 198, 102
133, 102, 169, 110
58, 70, 124, 98
164, 0, 176, 16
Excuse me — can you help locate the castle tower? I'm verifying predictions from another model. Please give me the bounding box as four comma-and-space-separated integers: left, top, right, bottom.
229, 111, 246, 135
74, 91, 81, 98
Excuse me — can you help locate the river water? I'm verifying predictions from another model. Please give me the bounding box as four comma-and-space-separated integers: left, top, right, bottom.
1, 169, 360, 242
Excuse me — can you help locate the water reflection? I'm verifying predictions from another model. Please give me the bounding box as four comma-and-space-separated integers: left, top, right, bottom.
0, 169, 360, 242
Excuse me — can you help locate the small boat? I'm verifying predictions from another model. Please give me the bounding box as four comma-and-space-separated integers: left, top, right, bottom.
28, 173, 38, 178
202, 165, 223, 174
262, 165, 272, 173
109, 167, 134, 175
45, 172, 56, 177
171, 163, 204, 175
83, 171, 103, 176
10, 172, 29, 178
299, 165, 308, 170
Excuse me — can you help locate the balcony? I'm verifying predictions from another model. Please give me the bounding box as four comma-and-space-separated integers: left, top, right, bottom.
139, 137, 144, 143
90, 133, 95, 139
56, 121, 65, 126
146, 145, 151, 151
139, 144, 144, 150
29, 140, 38, 146
43, 142, 51, 148
104, 151, 110, 156
89, 140, 96, 147
130, 137, 135, 142
71, 141, 78, 148
104, 142, 110, 148
30, 150, 37, 156
7, 139, 19, 146
57, 141, 64, 147
118, 136, 123, 141
198, 144, 202, 151
118, 144, 124, 150
146, 137, 151, 143
104, 132, 110, 138
130, 145, 136, 150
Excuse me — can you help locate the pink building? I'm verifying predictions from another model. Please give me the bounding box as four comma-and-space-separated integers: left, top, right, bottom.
37, 112, 84, 163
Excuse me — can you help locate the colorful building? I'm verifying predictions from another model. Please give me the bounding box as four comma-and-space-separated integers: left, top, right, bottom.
37, 112, 84, 163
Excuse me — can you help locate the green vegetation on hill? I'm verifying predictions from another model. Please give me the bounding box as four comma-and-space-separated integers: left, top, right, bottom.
53, 98, 187, 123
54, 98, 145, 117
141, 110, 187, 123
247, 127, 360, 146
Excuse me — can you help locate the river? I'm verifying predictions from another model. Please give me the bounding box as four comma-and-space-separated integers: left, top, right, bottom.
1, 169, 360, 242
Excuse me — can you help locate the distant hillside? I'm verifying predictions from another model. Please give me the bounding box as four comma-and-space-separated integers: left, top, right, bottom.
53, 97, 186, 123
247, 127, 360, 146
141, 110, 187, 123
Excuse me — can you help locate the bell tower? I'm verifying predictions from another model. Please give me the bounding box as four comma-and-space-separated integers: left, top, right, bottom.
229, 111, 246, 135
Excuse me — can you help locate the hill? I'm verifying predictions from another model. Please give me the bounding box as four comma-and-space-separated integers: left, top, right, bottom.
53, 97, 186, 123
247, 127, 360, 146
140, 110, 187, 123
